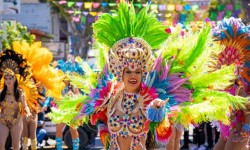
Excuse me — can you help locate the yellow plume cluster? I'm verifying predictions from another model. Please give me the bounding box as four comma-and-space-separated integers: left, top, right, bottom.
12, 41, 65, 99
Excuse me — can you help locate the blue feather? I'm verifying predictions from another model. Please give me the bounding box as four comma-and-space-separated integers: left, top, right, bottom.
147, 105, 166, 122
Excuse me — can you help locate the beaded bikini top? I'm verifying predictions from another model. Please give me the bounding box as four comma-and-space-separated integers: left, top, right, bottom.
107, 91, 148, 149
0, 94, 21, 129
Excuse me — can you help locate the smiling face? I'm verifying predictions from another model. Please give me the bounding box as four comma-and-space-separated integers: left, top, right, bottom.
4, 75, 16, 87
122, 68, 142, 93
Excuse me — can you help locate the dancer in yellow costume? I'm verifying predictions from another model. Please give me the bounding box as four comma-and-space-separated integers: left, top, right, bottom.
0, 50, 32, 150
12, 41, 65, 150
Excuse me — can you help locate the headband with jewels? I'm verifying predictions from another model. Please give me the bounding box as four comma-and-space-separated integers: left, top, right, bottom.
0, 50, 30, 79
109, 37, 154, 81
3, 68, 15, 77
93, 0, 169, 81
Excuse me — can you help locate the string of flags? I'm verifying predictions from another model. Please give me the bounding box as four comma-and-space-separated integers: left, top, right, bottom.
57, 0, 244, 25
58, 1, 210, 11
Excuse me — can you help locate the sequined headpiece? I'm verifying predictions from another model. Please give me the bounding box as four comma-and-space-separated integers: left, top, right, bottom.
0, 50, 30, 79
109, 37, 154, 81
3, 68, 15, 76
93, 0, 169, 81
1, 58, 19, 77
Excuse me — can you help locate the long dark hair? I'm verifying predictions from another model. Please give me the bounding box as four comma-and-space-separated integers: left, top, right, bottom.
0, 79, 20, 102
146, 131, 156, 150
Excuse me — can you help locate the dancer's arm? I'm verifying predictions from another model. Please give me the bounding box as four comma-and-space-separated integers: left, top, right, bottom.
20, 92, 32, 117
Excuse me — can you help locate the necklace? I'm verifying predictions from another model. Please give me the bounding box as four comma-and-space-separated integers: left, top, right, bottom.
6, 91, 14, 96
123, 92, 138, 114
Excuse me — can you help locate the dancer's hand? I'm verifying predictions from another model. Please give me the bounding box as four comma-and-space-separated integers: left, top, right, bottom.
152, 98, 169, 108
24, 106, 32, 121
25, 112, 32, 122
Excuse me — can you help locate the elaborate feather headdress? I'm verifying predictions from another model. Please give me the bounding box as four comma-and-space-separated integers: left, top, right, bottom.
212, 17, 250, 84
93, 0, 169, 81
0, 49, 30, 79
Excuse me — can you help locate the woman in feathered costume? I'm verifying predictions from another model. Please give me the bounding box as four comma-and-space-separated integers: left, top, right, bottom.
210, 17, 250, 150
48, 58, 84, 150
10, 41, 65, 150
0, 22, 65, 149
160, 18, 250, 149
0, 50, 32, 150
50, 1, 176, 149
49, 1, 249, 150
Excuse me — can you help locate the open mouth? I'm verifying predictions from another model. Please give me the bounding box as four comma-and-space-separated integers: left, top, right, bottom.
129, 78, 137, 84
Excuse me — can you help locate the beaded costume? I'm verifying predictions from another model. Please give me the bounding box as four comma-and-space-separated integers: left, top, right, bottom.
48, 2, 249, 150
0, 50, 31, 127
210, 17, 250, 141
0, 91, 22, 129
0, 49, 32, 150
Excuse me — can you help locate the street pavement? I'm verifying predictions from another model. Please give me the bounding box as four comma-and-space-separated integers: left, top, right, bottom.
39, 136, 183, 150
37, 125, 216, 150
38, 136, 105, 150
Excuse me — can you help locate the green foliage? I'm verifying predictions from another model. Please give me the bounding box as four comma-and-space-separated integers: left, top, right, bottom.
0, 22, 35, 50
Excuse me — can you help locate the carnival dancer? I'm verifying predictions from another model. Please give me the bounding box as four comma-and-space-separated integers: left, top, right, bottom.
208, 17, 250, 150
49, 1, 249, 150
21, 87, 38, 149
161, 18, 250, 150
49, 59, 84, 150
50, 1, 174, 149
0, 50, 32, 150
11, 41, 65, 150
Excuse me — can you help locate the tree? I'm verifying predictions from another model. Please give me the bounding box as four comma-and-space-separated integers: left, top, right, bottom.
0, 22, 35, 51
47, 1, 90, 59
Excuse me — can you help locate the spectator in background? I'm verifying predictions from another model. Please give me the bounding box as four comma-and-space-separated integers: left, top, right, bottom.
206, 122, 219, 149
36, 91, 48, 148
181, 129, 191, 150
36, 111, 46, 147
191, 123, 206, 150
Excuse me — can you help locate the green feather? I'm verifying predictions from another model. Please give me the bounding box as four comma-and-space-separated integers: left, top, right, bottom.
184, 27, 211, 69
174, 89, 248, 127
190, 65, 236, 90
93, 0, 169, 48
48, 95, 90, 127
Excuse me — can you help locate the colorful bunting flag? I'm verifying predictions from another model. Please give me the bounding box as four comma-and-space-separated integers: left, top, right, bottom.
109, 3, 116, 7
183, 4, 191, 11
58, 0, 66, 5
167, 4, 175, 11
82, 11, 88, 16
84, 2, 92, 9
175, 4, 183, 11
101, 2, 108, 7
151, 4, 158, 10
158, 4, 166, 11
67, 2, 75, 7
81, 16, 86, 23
93, 2, 100, 8
76, 2, 83, 7
89, 12, 97, 16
